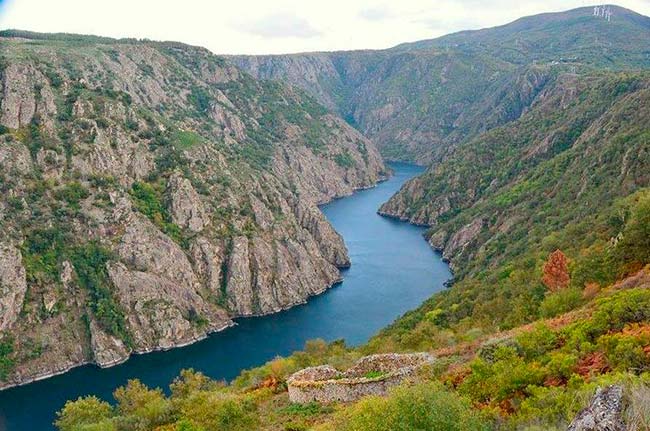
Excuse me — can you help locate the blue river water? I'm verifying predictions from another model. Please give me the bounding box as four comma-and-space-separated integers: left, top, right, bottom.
0, 162, 450, 430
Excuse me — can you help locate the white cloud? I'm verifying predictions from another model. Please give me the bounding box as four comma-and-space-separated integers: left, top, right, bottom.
358, 6, 394, 21
0, 0, 648, 55
239, 12, 321, 38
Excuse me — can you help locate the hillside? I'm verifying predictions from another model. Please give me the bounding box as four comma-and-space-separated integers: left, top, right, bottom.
233, 5, 650, 163
0, 32, 387, 388
381, 70, 650, 276
52, 265, 650, 430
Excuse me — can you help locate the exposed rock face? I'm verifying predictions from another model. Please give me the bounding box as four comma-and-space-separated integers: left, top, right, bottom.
0, 34, 386, 388
0, 244, 27, 332
568, 385, 626, 431
167, 173, 209, 232
442, 218, 483, 258
89, 319, 129, 368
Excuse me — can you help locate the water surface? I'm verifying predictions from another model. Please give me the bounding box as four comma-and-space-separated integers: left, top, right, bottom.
0, 162, 450, 431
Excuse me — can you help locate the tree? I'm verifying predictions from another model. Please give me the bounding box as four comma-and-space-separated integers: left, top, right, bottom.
55, 396, 114, 431
542, 250, 570, 292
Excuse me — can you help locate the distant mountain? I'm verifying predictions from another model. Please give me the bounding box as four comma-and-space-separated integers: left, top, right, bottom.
399, 5, 650, 66
232, 5, 650, 162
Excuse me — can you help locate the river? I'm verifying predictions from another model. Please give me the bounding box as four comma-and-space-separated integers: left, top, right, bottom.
0, 162, 451, 431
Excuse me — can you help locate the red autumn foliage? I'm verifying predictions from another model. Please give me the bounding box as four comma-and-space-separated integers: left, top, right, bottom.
542, 250, 570, 292
576, 352, 610, 377
543, 375, 566, 387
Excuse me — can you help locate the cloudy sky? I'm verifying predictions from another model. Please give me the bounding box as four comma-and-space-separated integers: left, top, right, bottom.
0, 0, 649, 54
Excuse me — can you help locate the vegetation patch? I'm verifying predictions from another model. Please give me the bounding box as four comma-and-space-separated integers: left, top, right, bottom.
334, 151, 355, 168
129, 181, 187, 247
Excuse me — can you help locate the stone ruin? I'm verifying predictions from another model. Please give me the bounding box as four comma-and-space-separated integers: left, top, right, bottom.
568, 385, 626, 431
286, 352, 435, 403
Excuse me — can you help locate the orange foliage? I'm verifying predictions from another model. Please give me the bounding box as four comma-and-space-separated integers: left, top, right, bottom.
576, 352, 610, 377
542, 250, 570, 292
258, 375, 279, 390
583, 282, 600, 299
443, 365, 471, 389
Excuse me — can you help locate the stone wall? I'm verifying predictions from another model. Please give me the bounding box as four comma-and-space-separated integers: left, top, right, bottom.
287, 353, 434, 403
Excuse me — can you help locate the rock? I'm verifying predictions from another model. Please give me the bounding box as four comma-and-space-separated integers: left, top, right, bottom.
568, 385, 626, 431
0, 139, 32, 173
0, 244, 27, 331
225, 236, 254, 315
0, 64, 38, 128
210, 104, 246, 140
89, 319, 129, 368
190, 237, 226, 296
292, 200, 349, 268
444, 218, 484, 257
109, 216, 230, 351
167, 172, 208, 232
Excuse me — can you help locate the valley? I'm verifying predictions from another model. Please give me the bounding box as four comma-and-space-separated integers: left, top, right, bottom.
0, 4, 649, 431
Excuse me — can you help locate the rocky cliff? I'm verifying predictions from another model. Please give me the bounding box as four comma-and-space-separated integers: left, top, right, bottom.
0, 32, 386, 388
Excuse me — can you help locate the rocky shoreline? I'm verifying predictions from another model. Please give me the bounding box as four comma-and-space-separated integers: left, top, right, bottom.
0, 176, 385, 391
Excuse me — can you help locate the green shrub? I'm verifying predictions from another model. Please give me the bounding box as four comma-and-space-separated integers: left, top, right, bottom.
334, 151, 355, 168
0, 336, 15, 380
539, 287, 583, 318
516, 324, 558, 359
616, 193, 650, 268
54, 182, 90, 209
188, 86, 211, 115
459, 346, 545, 404
69, 242, 130, 342
172, 130, 202, 149
175, 391, 258, 431
113, 380, 172, 429
129, 181, 187, 247
280, 402, 333, 417
331, 382, 489, 431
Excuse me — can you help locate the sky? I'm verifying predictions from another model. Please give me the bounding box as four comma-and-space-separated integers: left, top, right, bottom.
0, 0, 649, 55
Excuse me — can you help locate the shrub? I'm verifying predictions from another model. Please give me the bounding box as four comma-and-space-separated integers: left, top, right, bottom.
129, 181, 187, 247
459, 346, 545, 404
54, 181, 90, 209
172, 130, 202, 149
69, 242, 131, 344
516, 324, 558, 360
331, 382, 489, 431
334, 151, 355, 168
0, 336, 15, 380
175, 391, 258, 431
539, 287, 583, 318
542, 250, 570, 292
616, 193, 650, 269
188, 86, 211, 115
